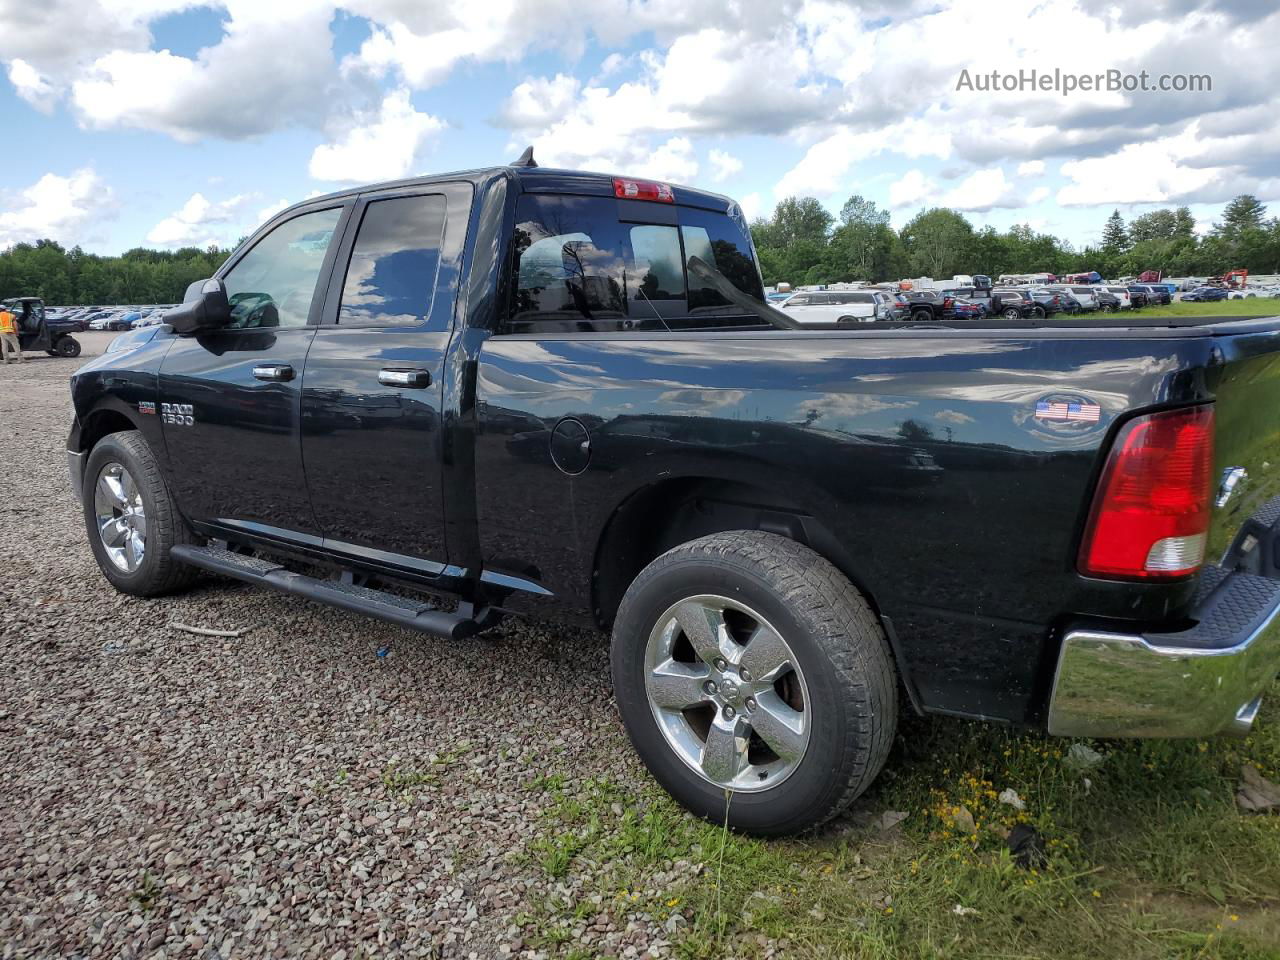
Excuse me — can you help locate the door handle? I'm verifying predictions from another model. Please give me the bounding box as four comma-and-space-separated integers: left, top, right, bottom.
378, 368, 432, 389
252, 364, 294, 382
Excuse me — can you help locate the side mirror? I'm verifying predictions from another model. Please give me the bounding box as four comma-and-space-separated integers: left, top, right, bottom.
165, 278, 231, 335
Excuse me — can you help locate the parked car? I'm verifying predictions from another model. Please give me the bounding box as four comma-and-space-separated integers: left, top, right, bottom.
1098, 285, 1134, 309
988, 289, 1046, 319
1125, 286, 1150, 308
1025, 289, 1067, 315
108, 311, 142, 331
1228, 286, 1280, 299
948, 297, 986, 318
67, 157, 1280, 835
1046, 285, 1099, 312
1094, 290, 1122, 313
1181, 287, 1230, 302
777, 290, 893, 324
1135, 284, 1172, 305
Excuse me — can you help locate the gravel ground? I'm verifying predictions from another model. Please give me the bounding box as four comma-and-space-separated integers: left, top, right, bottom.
0, 335, 677, 959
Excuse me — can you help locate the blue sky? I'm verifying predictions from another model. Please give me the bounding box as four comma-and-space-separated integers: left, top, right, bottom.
1, 0, 1276, 257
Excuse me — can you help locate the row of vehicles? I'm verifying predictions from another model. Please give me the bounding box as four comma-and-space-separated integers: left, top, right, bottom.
48, 304, 178, 332
773, 281, 1181, 326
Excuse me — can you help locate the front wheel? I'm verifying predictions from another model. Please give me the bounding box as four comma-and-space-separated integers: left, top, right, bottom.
611, 531, 898, 835
82, 430, 200, 596
54, 336, 81, 357
910, 309, 931, 322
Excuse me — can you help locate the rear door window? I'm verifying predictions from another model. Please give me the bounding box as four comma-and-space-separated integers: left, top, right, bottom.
337, 194, 446, 327
507, 194, 766, 333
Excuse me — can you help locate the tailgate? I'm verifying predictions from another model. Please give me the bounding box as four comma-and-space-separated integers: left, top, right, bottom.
1205, 320, 1280, 567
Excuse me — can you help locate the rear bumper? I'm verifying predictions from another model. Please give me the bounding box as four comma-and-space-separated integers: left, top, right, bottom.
1048, 572, 1280, 738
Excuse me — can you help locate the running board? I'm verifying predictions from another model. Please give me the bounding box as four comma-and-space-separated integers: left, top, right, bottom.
170, 544, 496, 640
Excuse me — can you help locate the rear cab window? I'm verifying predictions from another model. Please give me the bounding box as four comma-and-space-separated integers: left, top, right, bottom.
505, 191, 766, 334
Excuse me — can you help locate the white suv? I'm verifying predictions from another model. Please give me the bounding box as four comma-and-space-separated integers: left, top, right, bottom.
778, 290, 893, 324
1047, 285, 1099, 311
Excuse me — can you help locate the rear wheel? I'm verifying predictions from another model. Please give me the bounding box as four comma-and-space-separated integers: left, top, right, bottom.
83, 431, 200, 596
1003, 307, 1021, 320
611, 531, 898, 835
910, 309, 931, 322
1031, 306, 1047, 319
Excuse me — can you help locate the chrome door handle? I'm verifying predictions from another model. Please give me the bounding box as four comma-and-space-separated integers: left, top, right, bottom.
252, 364, 294, 382
378, 368, 432, 389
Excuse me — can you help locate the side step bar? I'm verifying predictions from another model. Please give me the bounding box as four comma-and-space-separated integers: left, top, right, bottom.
171, 544, 495, 640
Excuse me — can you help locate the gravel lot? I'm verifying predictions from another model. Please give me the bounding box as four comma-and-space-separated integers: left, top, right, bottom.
0, 334, 674, 958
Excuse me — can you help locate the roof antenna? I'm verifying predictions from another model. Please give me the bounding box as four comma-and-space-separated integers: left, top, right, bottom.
511, 146, 537, 168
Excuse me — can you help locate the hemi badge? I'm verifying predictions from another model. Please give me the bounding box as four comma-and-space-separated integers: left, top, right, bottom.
1035, 400, 1100, 423
138, 401, 157, 415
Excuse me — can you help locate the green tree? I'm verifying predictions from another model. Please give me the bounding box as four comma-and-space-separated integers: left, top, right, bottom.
1101, 210, 1128, 253
900, 208, 975, 278
1217, 195, 1266, 240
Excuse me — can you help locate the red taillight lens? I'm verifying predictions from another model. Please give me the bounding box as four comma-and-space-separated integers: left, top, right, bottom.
1079, 405, 1214, 579
612, 178, 674, 203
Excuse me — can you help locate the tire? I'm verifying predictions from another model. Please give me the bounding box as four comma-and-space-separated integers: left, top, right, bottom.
1003, 307, 1021, 320
611, 531, 898, 835
82, 430, 200, 597
54, 336, 81, 358
1031, 306, 1046, 319
910, 309, 931, 322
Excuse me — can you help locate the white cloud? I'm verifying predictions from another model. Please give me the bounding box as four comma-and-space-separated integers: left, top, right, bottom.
0, 168, 115, 248
69, 2, 336, 141
1027, 186, 1050, 204
939, 168, 1020, 211
1056, 124, 1229, 206
309, 88, 444, 183
7, 59, 58, 112
889, 170, 936, 209
645, 137, 699, 182
738, 192, 765, 222
146, 192, 254, 248
708, 149, 742, 183
257, 199, 291, 224
1016, 160, 1045, 177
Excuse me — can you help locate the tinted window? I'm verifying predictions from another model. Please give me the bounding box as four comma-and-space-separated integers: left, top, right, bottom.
679, 205, 765, 316
507, 194, 765, 333
337, 195, 446, 326
223, 207, 342, 328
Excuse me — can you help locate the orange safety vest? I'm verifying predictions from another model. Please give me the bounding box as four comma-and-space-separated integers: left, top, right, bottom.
0, 311, 16, 335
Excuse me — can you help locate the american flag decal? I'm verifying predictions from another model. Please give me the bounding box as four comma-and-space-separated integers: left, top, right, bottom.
1035, 400, 1100, 423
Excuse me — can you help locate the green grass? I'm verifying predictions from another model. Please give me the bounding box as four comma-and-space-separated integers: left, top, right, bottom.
518, 679, 1280, 959
1131, 298, 1280, 319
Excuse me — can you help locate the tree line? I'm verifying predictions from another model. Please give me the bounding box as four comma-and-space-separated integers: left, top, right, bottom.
3, 193, 1278, 304
750, 194, 1280, 287
0, 240, 234, 306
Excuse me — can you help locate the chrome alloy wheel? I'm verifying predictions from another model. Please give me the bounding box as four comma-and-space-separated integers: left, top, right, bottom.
644, 595, 810, 792
94, 462, 146, 573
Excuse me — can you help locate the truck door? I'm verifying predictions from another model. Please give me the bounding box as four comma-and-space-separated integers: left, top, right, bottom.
299, 182, 471, 575
158, 203, 349, 538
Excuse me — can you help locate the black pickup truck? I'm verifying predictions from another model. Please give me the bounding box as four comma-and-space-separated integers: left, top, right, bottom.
68, 157, 1280, 835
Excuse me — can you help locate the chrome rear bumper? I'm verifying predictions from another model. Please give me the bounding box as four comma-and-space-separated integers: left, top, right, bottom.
1048, 573, 1280, 738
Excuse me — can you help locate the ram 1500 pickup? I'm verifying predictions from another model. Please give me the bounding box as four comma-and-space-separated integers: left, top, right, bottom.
68, 155, 1280, 834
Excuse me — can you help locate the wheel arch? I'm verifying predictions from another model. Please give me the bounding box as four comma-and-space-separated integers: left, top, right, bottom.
592, 474, 868, 623
73, 402, 142, 454
590, 472, 924, 714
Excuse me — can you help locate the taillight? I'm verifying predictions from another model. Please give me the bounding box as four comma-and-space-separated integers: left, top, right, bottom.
1079, 405, 1214, 579
613, 178, 674, 203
